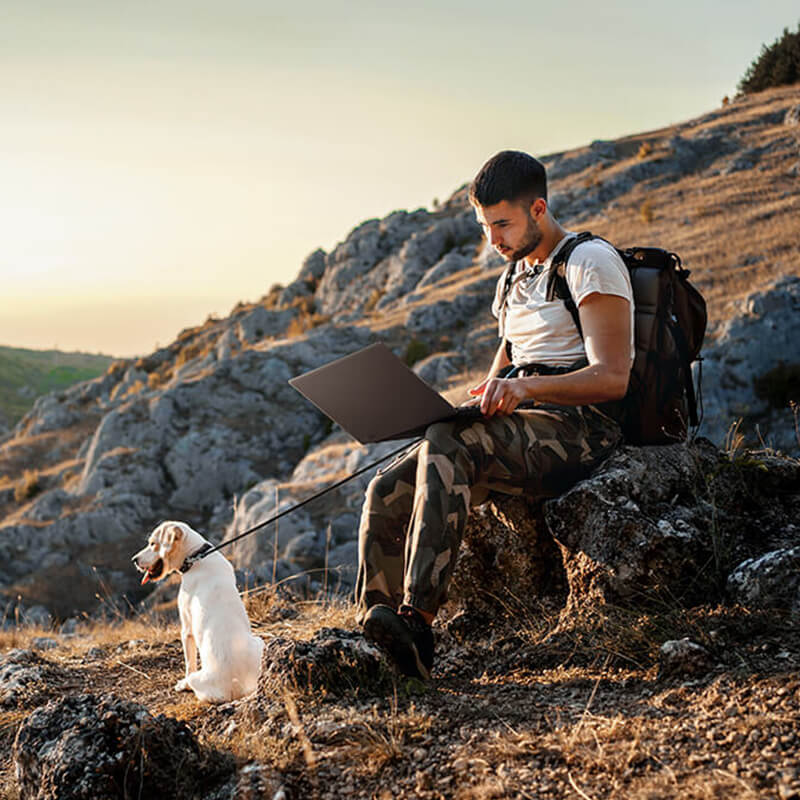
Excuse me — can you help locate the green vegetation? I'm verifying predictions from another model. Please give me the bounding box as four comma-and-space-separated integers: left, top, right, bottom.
753, 361, 800, 409
738, 22, 800, 94
0, 345, 114, 429
404, 338, 429, 368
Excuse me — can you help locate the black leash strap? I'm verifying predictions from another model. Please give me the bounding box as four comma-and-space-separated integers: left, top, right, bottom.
197, 437, 424, 561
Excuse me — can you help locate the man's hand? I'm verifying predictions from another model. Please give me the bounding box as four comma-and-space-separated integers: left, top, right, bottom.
470, 377, 530, 416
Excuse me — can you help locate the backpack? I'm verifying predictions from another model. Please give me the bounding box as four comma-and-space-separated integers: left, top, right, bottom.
499, 232, 707, 445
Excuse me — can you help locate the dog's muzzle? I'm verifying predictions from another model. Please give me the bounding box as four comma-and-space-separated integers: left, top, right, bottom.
134, 556, 164, 585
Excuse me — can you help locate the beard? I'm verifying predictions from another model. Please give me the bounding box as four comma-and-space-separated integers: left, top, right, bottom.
499, 216, 543, 262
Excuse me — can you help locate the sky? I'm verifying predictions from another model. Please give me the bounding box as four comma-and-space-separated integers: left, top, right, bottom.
1, 0, 797, 358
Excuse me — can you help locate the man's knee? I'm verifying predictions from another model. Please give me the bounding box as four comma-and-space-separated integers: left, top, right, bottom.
424, 420, 465, 450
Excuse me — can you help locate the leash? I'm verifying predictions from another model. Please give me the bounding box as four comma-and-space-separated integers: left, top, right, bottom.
181, 437, 424, 571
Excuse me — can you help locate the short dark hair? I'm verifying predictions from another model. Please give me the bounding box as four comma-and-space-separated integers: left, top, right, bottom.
468, 150, 547, 207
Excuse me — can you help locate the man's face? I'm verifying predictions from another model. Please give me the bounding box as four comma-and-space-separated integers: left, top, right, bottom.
474, 199, 543, 262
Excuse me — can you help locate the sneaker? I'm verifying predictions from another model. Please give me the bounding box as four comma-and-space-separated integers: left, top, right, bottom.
363, 604, 434, 680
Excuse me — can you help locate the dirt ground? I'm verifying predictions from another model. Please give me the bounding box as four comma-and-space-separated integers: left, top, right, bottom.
2, 591, 799, 800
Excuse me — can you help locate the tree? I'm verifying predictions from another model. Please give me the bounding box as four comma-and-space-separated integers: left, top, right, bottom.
738, 22, 800, 94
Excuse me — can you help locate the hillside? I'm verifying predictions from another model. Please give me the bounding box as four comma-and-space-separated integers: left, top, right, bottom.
0, 85, 799, 799
0, 346, 113, 431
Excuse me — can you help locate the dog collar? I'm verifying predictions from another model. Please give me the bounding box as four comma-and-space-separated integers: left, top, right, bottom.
179, 543, 214, 574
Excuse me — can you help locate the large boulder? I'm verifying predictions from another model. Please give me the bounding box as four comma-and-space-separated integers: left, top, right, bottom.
258, 627, 392, 696
13, 693, 231, 800
448, 440, 800, 621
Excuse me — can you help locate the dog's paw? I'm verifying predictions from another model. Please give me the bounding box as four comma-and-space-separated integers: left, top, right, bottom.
174, 678, 191, 692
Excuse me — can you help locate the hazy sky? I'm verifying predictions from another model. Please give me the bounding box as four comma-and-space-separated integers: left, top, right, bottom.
2, 0, 796, 357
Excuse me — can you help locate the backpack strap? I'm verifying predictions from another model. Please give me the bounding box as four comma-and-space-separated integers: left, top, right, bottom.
545, 231, 596, 340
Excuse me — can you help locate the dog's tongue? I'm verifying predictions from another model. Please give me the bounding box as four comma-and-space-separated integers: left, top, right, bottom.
140, 572, 151, 585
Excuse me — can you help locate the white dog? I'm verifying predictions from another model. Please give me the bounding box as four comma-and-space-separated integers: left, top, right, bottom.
132, 520, 264, 703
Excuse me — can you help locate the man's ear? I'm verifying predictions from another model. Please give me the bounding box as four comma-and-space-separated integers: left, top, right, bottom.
530, 197, 547, 219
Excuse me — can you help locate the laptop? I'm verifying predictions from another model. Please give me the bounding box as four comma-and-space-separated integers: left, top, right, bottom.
288, 342, 483, 444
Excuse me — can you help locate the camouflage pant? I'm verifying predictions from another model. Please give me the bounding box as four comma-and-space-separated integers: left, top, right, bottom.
354, 404, 621, 623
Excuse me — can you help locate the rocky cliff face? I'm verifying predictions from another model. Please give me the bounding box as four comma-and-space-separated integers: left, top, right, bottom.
1, 86, 799, 623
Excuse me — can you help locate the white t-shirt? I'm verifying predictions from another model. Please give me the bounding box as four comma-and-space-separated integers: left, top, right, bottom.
491, 233, 635, 368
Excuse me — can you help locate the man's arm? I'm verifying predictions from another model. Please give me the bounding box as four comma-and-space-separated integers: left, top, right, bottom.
479, 292, 631, 416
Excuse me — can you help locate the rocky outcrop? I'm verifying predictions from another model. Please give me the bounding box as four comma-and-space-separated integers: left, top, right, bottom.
13, 693, 231, 800
449, 440, 800, 621
698, 275, 800, 451
2, 86, 799, 625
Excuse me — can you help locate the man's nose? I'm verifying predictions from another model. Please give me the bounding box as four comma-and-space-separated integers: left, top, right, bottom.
488, 228, 502, 247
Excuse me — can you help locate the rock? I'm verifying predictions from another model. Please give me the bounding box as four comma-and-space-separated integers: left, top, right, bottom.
31, 638, 59, 651
723, 145, 767, 174
27, 489, 70, 522
283, 529, 327, 570
375, 211, 482, 309
26, 394, 78, 435
658, 638, 713, 678
227, 483, 319, 579
785, 105, 800, 126
235, 306, 295, 344
449, 497, 565, 617
413, 351, 465, 390
698, 275, 800, 452
21, 605, 54, 628
727, 547, 800, 613
316, 211, 430, 316
590, 139, 617, 160
0, 650, 66, 710
543, 443, 718, 613
257, 627, 393, 696
215, 326, 239, 361
13, 693, 231, 800
417, 250, 473, 288
324, 541, 358, 590
405, 293, 487, 334
59, 618, 80, 635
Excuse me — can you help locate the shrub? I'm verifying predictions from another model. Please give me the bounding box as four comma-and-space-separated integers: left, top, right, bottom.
738, 23, 800, 95
640, 199, 654, 224
148, 369, 171, 390
404, 339, 429, 367
637, 141, 653, 160
15, 469, 41, 504
286, 312, 331, 339
753, 361, 800, 408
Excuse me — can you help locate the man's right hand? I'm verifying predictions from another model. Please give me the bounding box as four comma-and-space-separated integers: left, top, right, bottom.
461, 379, 489, 407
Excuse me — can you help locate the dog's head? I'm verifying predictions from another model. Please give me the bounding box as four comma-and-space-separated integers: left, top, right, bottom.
132, 521, 194, 585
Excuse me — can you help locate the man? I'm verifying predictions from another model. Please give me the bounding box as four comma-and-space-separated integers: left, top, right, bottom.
355, 150, 634, 679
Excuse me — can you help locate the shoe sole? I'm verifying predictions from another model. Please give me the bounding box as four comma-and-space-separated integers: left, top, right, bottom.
364, 610, 431, 681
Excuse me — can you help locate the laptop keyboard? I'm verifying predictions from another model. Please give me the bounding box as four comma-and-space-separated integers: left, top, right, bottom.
452, 405, 486, 420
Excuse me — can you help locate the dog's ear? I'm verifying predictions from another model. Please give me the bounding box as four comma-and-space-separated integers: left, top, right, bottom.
165, 524, 186, 548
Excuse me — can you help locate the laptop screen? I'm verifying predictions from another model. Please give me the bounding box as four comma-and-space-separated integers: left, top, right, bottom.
289, 342, 457, 443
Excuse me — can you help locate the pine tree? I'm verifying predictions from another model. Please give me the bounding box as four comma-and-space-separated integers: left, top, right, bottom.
738, 23, 800, 94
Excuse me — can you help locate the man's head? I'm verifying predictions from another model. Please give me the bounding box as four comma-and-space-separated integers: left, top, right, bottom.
468, 150, 547, 209
469, 151, 550, 263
